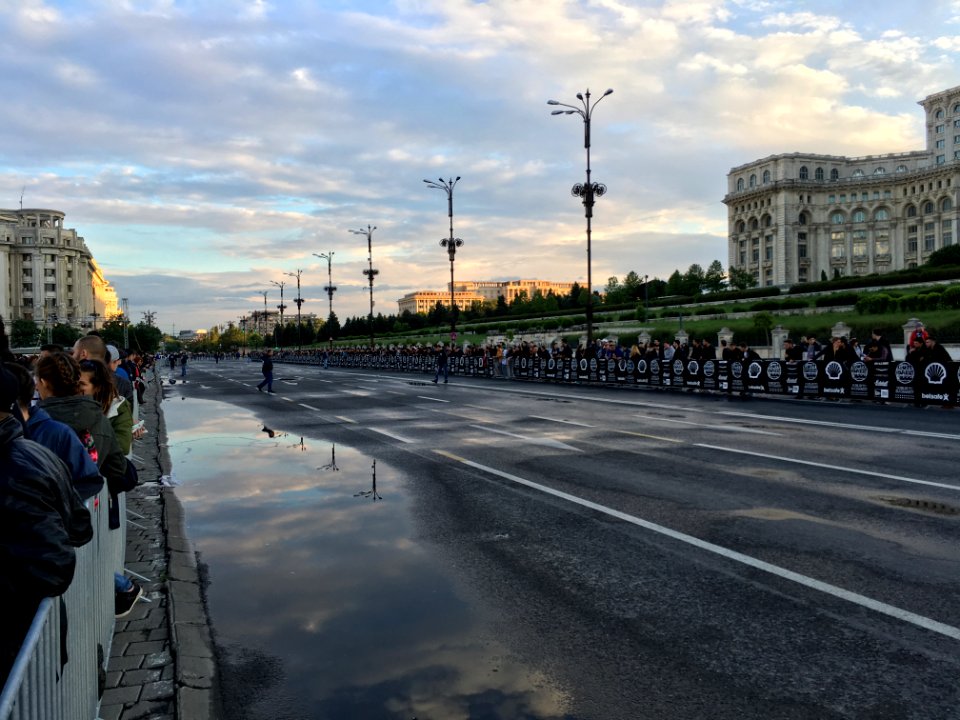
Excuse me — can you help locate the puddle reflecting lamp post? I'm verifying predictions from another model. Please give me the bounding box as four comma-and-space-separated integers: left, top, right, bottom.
270, 280, 286, 349
349, 225, 378, 350
423, 177, 463, 344
285, 269, 304, 350
547, 87, 613, 350
313, 252, 337, 353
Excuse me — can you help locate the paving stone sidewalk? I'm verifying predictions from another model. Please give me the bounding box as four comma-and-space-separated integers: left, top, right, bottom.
99, 371, 219, 720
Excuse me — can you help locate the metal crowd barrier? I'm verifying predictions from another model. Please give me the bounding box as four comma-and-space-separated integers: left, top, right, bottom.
278, 353, 960, 405
0, 488, 126, 720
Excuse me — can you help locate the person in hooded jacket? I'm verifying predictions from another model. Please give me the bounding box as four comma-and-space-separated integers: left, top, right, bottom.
0, 364, 93, 685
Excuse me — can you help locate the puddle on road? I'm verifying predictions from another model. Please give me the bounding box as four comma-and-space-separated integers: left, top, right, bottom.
163, 397, 570, 720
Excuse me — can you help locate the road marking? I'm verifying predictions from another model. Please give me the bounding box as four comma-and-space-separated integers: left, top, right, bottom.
434, 451, 960, 642
298, 403, 321, 411
613, 429, 684, 443
529, 415, 595, 428
386, 390, 404, 395
281, 396, 294, 402
468, 425, 580, 452
317, 379, 333, 384
465, 404, 496, 411
417, 395, 451, 403
694, 444, 960, 492
713, 410, 960, 441
335, 415, 356, 424
368, 427, 415, 443
636, 414, 781, 436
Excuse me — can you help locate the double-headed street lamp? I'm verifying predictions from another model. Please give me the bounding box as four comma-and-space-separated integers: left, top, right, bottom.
423, 177, 463, 343
349, 225, 378, 350
285, 270, 304, 350
548, 87, 613, 350
270, 280, 286, 348
313, 251, 337, 351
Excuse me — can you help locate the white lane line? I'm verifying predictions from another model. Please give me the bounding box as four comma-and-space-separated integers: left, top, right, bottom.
636, 414, 781, 436
298, 403, 321, 411
281, 396, 294, 403
695, 443, 960, 492
342, 389, 369, 397
529, 415, 595, 428
367, 427, 415, 444
714, 410, 960, 441
317, 379, 333, 384
465, 404, 496, 412
435, 451, 960, 642
468, 425, 580, 452
417, 395, 451, 403
386, 390, 404, 395
335, 415, 356, 424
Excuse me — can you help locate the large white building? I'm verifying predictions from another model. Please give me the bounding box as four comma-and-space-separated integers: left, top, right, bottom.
397, 279, 577, 315
724, 85, 960, 287
1, 208, 119, 327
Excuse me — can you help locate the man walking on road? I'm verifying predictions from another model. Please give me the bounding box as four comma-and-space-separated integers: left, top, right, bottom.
432, 343, 449, 384
257, 349, 275, 393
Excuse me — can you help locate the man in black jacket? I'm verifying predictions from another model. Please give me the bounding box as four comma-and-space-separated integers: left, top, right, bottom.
257, 349, 275, 393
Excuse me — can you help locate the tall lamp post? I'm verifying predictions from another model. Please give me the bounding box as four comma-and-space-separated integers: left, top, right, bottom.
259, 290, 269, 341
270, 280, 286, 349
349, 225, 378, 350
313, 251, 337, 352
285, 269, 304, 350
547, 87, 613, 349
643, 274, 649, 323
423, 177, 463, 343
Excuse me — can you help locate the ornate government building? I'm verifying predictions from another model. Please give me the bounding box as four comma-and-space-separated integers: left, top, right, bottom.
397, 279, 576, 315
724, 85, 960, 286
0, 208, 118, 328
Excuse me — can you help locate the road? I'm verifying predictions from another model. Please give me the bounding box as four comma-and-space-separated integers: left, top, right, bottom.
167, 359, 960, 720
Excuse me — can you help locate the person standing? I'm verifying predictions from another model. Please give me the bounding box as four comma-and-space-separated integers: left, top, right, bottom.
179, 353, 188, 378
432, 343, 449, 384
257, 349, 275, 393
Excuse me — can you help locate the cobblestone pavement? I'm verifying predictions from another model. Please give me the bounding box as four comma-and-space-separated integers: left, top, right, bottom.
99, 371, 218, 720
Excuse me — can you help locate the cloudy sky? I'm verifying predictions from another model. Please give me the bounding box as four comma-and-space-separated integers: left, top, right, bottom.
3, 0, 960, 333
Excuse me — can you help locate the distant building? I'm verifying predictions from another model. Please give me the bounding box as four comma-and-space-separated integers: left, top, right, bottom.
397, 279, 576, 315
0, 208, 119, 327
724, 85, 960, 287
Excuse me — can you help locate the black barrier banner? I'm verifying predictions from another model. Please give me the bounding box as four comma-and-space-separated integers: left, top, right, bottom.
762, 360, 787, 395
870, 361, 890, 401
798, 361, 821, 398
892, 361, 918, 403
914, 360, 960, 405
702, 359, 719, 392
683, 360, 702, 389
634, 358, 650, 386
820, 359, 849, 398
648, 358, 663, 387
847, 360, 872, 400
617, 359, 630, 384
545, 358, 558, 381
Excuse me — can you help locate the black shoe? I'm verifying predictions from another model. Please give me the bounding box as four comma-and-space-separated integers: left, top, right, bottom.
432, 379, 438, 384
115, 581, 144, 619
257, 386, 263, 392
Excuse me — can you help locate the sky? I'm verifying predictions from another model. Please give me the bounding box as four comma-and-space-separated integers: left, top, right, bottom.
3, 0, 960, 334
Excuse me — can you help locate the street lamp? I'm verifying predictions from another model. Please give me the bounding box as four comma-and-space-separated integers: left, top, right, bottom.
423, 177, 463, 343
259, 290, 269, 341
313, 252, 337, 352
270, 280, 286, 349
349, 225, 378, 350
285, 269, 304, 350
547, 87, 613, 349
643, 274, 649, 323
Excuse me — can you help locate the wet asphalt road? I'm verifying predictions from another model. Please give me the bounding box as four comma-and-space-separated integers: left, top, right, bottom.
164, 359, 960, 720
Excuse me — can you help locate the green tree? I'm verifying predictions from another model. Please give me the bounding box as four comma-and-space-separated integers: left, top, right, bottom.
704, 260, 726, 293
325, 312, 341, 340
753, 312, 774, 345
666, 270, 685, 295
11, 319, 41, 348
129, 322, 163, 353
682, 264, 706, 295
51, 323, 82, 347
926, 244, 960, 267
727, 265, 757, 291
604, 276, 628, 304
623, 271, 643, 299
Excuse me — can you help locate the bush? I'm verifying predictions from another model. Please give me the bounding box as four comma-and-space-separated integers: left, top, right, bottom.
855, 293, 896, 315
942, 286, 960, 309
814, 292, 859, 308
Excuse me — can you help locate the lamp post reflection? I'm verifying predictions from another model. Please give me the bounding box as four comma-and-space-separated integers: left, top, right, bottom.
354, 459, 382, 501
319, 444, 340, 473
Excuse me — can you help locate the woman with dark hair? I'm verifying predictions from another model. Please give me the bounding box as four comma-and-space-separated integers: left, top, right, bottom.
35, 351, 143, 617
78, 358, 133, 457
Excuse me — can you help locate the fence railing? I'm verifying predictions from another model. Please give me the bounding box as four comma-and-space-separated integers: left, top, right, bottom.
0, 488, 126, 720
278, 353, 959, 405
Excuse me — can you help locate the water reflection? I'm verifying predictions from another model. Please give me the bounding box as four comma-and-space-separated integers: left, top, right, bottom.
164, 397, 570, 720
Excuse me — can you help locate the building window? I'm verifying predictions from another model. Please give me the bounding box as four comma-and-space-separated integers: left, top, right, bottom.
852, 209, 866, 223
943, 219, 954, 246
831, 241, 845, 259
936, 109, 945, 119
955, 103, 960, 114
924, 222, 936, 251
906, 204, 917, 217
736, 178, 744, 191
936, 139, 946, 149
798, 232, 807, 258
936, 124, 945, 133
861, 192, 869, 201
942, 197, 954, 211
798, 212, 807, 225
799, 166, 808, 179
752, 248, 759, 262
765, 245, 773, 261
815, 167, 824, 181
762, 170, 771, 184
749, 174, 756, 188
896, 164, 908, 173
830, 169, 839, 181
923, 200, 935, 214
831, 211, 845, 224
852, 169, 864, 178
873, 166, 886, 175
840, 194, 847, 203
875, 208, 889, 221
763, 215, 772, 227
875, 231, 890, 256
828, 194, 835, 203
852, 230, 867, 257
44, 283, 55, 293
937, 154, 946, 165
